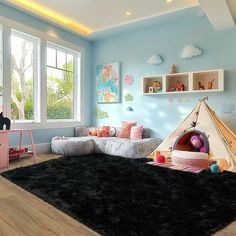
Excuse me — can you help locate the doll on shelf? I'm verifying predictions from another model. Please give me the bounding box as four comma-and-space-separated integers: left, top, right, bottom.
170, 64, 177, 74
176, 80, 185, 91
198, 81, 205, 90
208, 79, 215, 90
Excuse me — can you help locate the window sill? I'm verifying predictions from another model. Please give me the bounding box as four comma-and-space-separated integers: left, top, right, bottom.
11, 121, 84, 130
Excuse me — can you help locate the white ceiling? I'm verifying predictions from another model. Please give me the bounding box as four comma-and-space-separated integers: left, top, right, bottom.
2, 0, 236, 39
28, 0, 198, 32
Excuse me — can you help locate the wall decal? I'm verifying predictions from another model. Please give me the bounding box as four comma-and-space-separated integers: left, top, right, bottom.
96, 62, 120, 103
127, 106, 134, 112
125, 93, 134, 102
181, 45, 202, 59
94, 107, 109, 119
168, 97, 174, 103
124, 75, 134, 86
167, 97, 191, 103
177, 97, 183, 103
222, 103, 235, 114
147, 54, 163, 65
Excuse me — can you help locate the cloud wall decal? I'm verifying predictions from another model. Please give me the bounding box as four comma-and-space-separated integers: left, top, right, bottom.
181, 45, 202, 59
147, 54, 163, 64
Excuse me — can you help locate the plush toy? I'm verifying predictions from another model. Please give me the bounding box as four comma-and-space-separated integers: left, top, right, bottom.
88, 128, 98, 136
97, 126, 110, 137
190, 135, 202, 149
210, 164, 220, 173
190, 135, 207, 153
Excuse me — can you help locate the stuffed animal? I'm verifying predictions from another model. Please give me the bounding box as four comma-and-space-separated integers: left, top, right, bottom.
88, 128, 98, 136
190, 135, 204, 152
97, 126, 110, 137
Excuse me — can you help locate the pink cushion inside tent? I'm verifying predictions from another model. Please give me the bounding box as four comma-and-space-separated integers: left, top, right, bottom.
172, 150, 209, 169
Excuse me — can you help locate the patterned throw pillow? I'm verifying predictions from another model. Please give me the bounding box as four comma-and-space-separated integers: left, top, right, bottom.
130, 125, 143, 139
118, 121, 137, 138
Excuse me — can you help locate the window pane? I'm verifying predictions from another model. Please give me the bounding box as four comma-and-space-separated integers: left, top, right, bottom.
66, 53, 74, 72
57, 50, 66, 69
11, 31, 38, 121
47, 67, 74, 119
47, 47, 56, 67
0, 25, 3, 92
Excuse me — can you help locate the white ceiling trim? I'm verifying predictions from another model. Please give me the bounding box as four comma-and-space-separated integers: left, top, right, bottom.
198, 0, 235, 30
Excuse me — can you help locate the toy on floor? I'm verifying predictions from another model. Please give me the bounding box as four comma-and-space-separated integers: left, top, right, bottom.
210, 164, 220, 173
156, 154, 166, 163
217, 159, 229, 172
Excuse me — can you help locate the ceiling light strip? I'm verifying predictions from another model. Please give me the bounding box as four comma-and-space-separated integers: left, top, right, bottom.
7, 0, 92, 34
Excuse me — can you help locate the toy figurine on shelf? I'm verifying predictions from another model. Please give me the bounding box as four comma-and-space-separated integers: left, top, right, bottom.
168, 87, 175, 92
198, 81, 205, 90
170, 64, 177, 74
208, 79, 215, 90
176, 80, 185, 91
153, 80, 162, 92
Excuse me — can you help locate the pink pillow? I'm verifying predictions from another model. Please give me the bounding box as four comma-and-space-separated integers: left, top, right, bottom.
130, 125, 143, 139
118, 121, 136, 138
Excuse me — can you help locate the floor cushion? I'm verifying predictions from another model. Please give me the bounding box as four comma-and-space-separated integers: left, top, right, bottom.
51, 137, 94, 156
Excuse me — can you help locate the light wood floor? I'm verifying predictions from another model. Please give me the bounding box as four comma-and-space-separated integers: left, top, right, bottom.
0, 154, 100, 236
0, 154, 236, 235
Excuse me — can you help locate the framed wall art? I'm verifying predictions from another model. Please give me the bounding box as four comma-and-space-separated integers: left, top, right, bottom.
96, 62, 120, 103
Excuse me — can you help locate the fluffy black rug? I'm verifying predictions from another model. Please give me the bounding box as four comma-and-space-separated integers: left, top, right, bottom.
2, 154, 236, 236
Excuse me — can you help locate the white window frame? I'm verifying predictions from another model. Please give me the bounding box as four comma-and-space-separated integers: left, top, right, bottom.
0, 25, 3, 101
46, 42, 81, 122
11, 29, 40, 123
0, 16, 85, 129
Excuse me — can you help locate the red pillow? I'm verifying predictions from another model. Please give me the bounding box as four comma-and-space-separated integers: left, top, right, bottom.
118, 121, 137, 138
130, 125, 143, 139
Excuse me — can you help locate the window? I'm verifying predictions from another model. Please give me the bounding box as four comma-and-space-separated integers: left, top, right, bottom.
47, 43, 80, 121
0, 20, 83, 128
11, 30, 39, 122
0, 25, 3, 106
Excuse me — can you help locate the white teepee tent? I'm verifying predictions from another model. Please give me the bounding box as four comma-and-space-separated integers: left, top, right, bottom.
150, 97, 236, 172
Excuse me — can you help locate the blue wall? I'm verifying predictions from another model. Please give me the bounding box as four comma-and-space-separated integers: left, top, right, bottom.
1, 4, 236, 145
92, 9, 236, 138
0, 3, 93, 145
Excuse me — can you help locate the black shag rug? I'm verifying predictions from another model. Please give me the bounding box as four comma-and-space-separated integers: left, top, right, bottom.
2, 154, 236, 236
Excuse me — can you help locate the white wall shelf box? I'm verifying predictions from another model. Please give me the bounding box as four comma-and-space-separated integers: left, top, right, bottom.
141, 69, 224, 95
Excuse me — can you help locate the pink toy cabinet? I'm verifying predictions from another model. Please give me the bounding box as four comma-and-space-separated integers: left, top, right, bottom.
0, 129, 37, 170
0, 131, 9, 169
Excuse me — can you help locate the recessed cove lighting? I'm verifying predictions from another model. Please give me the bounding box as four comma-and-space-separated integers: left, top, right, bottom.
7, 0, 91, 34
125, 11, 132, 16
